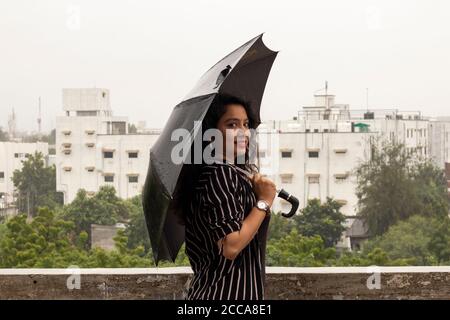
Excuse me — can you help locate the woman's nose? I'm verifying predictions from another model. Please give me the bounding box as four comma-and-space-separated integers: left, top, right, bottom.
236, 127, 250, 138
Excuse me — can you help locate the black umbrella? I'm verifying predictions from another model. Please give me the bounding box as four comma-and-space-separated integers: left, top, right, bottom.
143, 33, 299, 265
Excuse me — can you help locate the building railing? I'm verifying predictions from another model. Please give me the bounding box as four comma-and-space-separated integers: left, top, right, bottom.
1, 267, 450, 299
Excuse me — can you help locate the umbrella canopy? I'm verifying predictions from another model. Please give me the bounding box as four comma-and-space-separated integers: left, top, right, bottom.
143, 33, 278, 265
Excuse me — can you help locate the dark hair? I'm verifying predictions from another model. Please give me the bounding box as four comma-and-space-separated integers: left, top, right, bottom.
202, 93, 256, 133
175, 93, 259, 224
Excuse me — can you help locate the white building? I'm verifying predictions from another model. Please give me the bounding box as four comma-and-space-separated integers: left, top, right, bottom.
55, 88, 450, 249
56, 88, 160, 204
257, 94, 437, 249
428, 117, 450, 169
0, 141, 49, 215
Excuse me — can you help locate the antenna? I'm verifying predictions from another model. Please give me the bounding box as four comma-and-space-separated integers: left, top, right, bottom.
8, 107, 16, 139
366, 88, 369, 111
37, 96, 42, 135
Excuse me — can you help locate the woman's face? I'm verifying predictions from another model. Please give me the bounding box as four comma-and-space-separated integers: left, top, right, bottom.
216, 103, 250, 162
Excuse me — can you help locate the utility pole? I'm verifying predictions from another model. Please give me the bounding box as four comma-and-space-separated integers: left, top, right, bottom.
38, 97, 42, 136
366, 88, 369, 111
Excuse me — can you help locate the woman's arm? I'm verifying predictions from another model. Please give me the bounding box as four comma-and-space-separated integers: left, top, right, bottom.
219, 173, 276, 260
219, 206, 268, 260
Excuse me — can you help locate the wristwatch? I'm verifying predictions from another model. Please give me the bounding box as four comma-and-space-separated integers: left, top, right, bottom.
256, 200, 271, 215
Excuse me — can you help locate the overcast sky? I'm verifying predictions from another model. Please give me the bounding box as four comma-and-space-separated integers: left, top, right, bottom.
1, 0, 449, 133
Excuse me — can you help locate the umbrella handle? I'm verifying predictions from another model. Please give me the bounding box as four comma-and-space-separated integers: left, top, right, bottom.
276, 189, 299, 218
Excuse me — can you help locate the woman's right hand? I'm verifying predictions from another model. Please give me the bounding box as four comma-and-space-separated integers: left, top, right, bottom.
251, 173, 277, 207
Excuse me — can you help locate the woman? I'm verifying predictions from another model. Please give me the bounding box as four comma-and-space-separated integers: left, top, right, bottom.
180, 93, 277, 300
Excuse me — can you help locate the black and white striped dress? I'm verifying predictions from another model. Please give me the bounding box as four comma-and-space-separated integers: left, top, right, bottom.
185, 163, 270, 300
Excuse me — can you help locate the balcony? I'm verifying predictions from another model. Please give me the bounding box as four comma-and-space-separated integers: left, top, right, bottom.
1, 267, 449, 299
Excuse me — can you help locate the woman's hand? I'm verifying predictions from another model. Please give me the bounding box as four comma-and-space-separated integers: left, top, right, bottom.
251, 173, 276, 207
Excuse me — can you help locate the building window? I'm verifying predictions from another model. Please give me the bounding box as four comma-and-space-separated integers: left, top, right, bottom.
335, 175, 348, 182
305, 129, 310, 133
76, 111, 97, 116
280, 174, 293, 184
128, 176, 138, 183
258, 150, 266, 158
103, 151, 114, 158
0, 172, 4, 179
128, 152, 138, 159
308, 176, 319, 184
14, 153, 19, 158
281, 151, 292, 158
314, 129, 319, 133
104, 175, 114, 182
308, 151, 319, 158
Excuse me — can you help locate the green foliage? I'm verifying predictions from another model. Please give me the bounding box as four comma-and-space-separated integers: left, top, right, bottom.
21, 129, 55, 144
12, 152, 63, 217
61, 186, 129, 244
355, 139, 449, 236
428, 218, 450, 264
267, 229, 337, 267
0, 127, 8, 141
0, 207, 78, 267
362, 215, 442, 265
293, 198, 346, 247
267, 211, 295, 241
0, 207, 152, 268
123, 194, 151, 253
128, 123, 138, 134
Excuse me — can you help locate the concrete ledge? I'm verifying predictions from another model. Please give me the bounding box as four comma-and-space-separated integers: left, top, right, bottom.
1, 267, 450, 299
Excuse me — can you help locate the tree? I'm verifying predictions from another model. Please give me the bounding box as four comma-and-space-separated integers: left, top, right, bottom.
12, 152, 63, 217
22, 129, 55, 144
123, 194, 151, 252
355, 139, 449, 236
128, 123, 137, 134
266, 229, 337, 267
411, 159, 449, 219
267, 211, 295, 241
61, 187, 129, 245
0, 206, 153, 268
293, 198, 346, 247
362, 215, 438, 265
0, 127, 8, 141
428, 218, 450, 264
0, 207, 81, 268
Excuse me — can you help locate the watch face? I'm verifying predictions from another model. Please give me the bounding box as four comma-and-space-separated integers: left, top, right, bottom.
257, 201, 267, 210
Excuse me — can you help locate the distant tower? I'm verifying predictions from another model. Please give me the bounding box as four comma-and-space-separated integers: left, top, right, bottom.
37, 97, 42, 135
8, 108, 16, 139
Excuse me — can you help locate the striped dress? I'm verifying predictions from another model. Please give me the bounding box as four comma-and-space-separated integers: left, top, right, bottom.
185, 163, 270, 300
